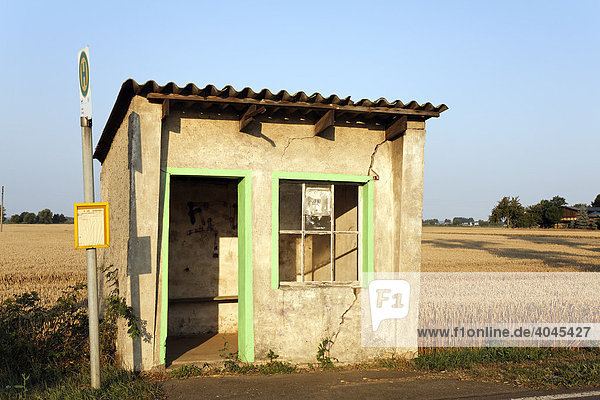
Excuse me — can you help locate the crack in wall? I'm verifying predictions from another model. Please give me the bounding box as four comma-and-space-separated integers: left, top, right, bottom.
329, 287, 359, 350
281, 135, 315, 161
367, 137, 387, 180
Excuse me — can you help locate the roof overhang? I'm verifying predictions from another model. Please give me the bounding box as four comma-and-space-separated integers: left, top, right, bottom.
93, 79, 448, 163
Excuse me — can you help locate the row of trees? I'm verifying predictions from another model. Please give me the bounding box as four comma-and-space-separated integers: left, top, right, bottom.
6, 209, 69, 224
423, 217, 500, 226
490, 194, 600, 229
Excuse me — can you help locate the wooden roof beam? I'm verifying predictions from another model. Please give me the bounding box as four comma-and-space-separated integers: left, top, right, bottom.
385, 116, 407, 141
161, 99, 170, 120
239, 105, 266, 132
314, 110, 334, 137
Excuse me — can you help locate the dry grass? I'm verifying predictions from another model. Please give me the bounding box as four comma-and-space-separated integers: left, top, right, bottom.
422, 226, 600, 272
0, 224, 85, 304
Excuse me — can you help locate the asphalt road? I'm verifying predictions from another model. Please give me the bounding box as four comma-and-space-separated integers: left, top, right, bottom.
161, 369, 600, 400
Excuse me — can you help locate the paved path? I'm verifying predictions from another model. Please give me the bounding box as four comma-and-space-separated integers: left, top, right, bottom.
161, 369, 600, 399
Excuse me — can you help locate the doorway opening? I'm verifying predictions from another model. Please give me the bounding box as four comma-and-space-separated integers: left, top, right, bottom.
166, 176, 240, 366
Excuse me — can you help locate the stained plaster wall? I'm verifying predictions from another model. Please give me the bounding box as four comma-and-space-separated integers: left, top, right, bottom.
98, 96, 162, 371
159, 102, 426, 364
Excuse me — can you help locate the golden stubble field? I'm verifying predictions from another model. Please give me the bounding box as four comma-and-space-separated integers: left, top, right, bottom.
422, 226, 600, 272
0, 224, 85, 303
1, 225, 599, 303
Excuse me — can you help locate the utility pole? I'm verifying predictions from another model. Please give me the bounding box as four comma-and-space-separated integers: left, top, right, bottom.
78, 46, 100, 389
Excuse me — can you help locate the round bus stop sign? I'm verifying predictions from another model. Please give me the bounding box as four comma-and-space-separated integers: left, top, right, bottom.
78, 46, 92, 118
79, 51, 90, 98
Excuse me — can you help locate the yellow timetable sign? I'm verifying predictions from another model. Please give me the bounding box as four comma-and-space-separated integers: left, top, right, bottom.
74, 202, 109, 249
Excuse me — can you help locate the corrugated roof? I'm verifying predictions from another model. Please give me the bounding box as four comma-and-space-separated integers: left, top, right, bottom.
94, 79, 448, 162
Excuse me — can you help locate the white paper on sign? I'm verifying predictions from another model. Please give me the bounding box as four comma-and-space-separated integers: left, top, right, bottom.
304, 186, 332, 217
77, 208, 105, 247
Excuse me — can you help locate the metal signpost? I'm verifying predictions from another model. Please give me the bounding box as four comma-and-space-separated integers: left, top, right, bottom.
78, 46, 101, 389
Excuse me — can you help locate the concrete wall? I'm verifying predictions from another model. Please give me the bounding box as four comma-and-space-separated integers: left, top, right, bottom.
99, 96, 427, 369
99, 96, 163, 371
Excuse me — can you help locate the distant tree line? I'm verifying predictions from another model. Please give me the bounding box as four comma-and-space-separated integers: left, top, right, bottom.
7, 209, 70, 224
423, 217, 499, 227
489, 194, 600, 229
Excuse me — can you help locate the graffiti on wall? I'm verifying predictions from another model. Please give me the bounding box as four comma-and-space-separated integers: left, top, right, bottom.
185, 201, 238, 258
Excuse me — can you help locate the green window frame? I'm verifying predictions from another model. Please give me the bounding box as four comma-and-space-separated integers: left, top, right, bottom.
271, 171, 374, 289
159, 168, 254, 364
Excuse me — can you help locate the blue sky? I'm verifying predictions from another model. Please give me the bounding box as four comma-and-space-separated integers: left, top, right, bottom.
0, 1, 598, 220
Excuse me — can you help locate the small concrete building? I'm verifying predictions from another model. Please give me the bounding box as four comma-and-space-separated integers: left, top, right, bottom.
94, 79, 447, 371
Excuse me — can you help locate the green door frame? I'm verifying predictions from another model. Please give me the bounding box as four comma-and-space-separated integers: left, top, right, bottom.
271, 171, 374, 289
159, 167, 254, 364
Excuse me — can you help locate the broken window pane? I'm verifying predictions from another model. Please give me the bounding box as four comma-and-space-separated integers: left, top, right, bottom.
279, 182, 302, 231
279, 233, 302, 282
334, 233, 358, 281
334, 184, 358, 232
304, 234, 332, 281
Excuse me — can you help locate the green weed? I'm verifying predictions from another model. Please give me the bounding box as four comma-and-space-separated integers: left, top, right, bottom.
316, 338, 336, 370
257, 350, 296, 374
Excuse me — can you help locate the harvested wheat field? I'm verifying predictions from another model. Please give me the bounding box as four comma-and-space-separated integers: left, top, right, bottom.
0, 224, 85, 304
422, 226, 600, 272
1, 224, 599, 304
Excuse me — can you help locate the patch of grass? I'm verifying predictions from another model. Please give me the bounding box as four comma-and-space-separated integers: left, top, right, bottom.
257, 350, 296, 374
257, 361, 296, 374
169, 364, 208, 379
370, 355, 411, 370
412, 347, 553, 371
413, 347, 600, 389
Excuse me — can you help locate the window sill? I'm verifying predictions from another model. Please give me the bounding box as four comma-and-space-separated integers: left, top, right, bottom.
278, 281, 361, 289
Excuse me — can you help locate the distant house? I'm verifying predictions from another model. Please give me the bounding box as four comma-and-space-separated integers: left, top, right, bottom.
559, 206, 600, 227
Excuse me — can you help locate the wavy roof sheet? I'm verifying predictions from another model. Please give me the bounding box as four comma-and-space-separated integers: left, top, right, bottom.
94, 79, 447, 162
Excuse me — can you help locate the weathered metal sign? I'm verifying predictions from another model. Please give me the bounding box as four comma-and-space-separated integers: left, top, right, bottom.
74, 202, 109, 249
